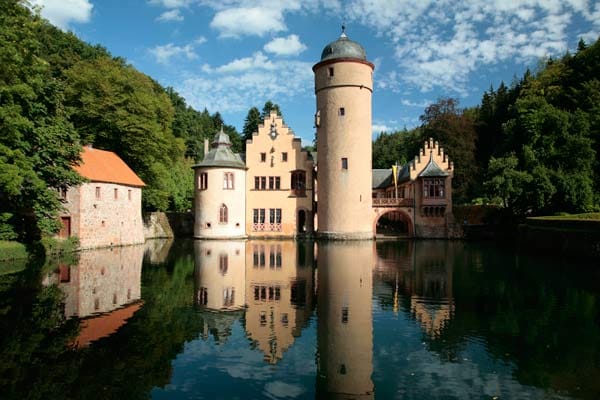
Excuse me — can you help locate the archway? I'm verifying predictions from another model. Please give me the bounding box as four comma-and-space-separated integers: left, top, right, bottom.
375, 210, 412, 237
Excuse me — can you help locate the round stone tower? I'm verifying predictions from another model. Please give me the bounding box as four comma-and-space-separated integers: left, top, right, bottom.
193, 127, 247, 239
313, 27, 374, 240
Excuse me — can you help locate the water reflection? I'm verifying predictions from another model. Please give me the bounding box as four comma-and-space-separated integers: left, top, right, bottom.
194, 240, 246, 311
374, 241, 455, 338
4, 239, 598, 399
42, 245, 144, 347
317, 241, 374, 399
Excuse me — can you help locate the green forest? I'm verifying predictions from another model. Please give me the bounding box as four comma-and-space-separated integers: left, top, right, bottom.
1, 0, 599, 243
373, 37, 600, 216
0, 1, 242, 241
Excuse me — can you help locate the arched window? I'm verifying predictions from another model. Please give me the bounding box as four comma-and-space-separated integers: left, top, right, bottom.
219, 204, 228, 223
223, 172, 234, 189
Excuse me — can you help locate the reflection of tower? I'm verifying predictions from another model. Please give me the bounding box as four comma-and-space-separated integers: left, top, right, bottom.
193, 240, 246, 311
42, 245, 144, 347
317, 241, 374, 398
313, 27, 374, 239
244, 240, 314, 364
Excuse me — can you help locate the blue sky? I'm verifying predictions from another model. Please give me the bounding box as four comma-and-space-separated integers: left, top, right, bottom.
31, 0, 600, 145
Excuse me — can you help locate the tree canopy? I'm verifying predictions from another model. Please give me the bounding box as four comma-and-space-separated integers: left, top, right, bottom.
372, 37, 600, 216
0, 1, 243, 239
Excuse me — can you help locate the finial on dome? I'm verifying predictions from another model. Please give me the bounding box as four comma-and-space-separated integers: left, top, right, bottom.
340, 22, 347, 38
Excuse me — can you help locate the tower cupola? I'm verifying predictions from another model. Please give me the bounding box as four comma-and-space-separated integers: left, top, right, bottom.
320, 26, 367, 61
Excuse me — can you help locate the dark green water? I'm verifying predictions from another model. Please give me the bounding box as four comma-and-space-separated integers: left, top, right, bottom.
1, 239, 600, 399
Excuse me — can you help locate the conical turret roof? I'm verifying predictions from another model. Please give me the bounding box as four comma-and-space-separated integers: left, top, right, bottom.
193, 127, 246, 169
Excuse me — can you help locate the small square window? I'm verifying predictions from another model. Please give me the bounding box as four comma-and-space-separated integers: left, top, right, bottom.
339, 107, 345, 116
328, 67, 334, 77
341, 157, 348, 169
260, 152, 266, 162
282, 152, 288, 162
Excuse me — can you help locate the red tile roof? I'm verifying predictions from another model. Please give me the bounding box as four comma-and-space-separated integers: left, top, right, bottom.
74, 302, 143, 348
74, 146, 145, 187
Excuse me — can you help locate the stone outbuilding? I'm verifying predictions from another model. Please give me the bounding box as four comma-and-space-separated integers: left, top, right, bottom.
59, 146, 146, 249
193, 128, 247, 239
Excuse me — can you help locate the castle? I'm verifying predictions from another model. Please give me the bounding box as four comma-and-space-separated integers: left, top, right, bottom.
193, 30, 455, 240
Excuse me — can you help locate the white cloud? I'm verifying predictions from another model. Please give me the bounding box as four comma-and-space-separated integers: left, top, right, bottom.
149, 43, 198, 64
177, 53, 312, 113
372, 124, 392, 134
195, 36, 208, 45
264, 34, 307, 56
216, 52, 275, 73
401, 99, 431, 108
210, 7, 286, 37
321, 0, 596, 95
149, 0, 193, 8
29, 0, 93, 30
156, 9, 184, 22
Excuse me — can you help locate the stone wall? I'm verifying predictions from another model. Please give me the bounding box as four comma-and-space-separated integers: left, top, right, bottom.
143, 211, 193, 239
66, 182, 144, 249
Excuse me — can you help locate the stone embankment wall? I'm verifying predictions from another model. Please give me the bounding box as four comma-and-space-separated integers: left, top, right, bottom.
143, 212, 193, 239
519, 218, 600, 259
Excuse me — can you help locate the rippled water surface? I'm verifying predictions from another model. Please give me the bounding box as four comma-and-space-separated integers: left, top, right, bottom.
1, 239, 600, 399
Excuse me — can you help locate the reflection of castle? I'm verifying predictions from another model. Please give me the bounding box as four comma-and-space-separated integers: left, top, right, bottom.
317, 242, 374, 399
43, 245, 144, 347
194, 240, 246, 311
191, 239, 315, 360
244, 240, 314, 364
374, 241, 454, 338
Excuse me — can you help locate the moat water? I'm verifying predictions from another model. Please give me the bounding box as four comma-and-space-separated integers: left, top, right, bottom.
1, 239, 600, 400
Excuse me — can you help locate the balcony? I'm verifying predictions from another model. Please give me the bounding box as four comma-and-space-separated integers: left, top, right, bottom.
372, 198, 414, 207
421, 197, 447, 206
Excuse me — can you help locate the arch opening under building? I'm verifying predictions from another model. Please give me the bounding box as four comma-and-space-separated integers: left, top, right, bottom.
375, 210, 412, 238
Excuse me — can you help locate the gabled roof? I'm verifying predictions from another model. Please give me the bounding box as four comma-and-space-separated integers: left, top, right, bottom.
74, 147, 145, 187
419, 155, 449, 178
372, 169, 393, 189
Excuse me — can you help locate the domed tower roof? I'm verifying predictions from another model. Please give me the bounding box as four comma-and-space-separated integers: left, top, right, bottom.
320, 25, 367, 62
193, 127, 246, 169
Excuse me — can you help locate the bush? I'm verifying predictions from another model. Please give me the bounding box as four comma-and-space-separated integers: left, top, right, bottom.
0, 213, 17, 240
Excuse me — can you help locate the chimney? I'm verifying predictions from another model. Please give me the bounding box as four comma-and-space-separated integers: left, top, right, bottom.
204, 139, 209, 156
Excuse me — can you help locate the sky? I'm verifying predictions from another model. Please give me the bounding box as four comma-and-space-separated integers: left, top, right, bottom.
30, 0, 600, 145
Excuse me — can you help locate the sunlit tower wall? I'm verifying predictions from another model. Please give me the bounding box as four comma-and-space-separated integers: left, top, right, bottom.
313, 29, 374, 240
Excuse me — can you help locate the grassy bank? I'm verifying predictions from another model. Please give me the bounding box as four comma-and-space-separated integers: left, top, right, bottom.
0, 237, 79, 262
0, 241, 28, 261
530, 212, 600, 220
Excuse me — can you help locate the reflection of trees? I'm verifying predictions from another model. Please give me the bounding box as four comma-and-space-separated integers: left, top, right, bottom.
420, 242, 600, 398
0, 259, 80, 400
0, 241, 214, 399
